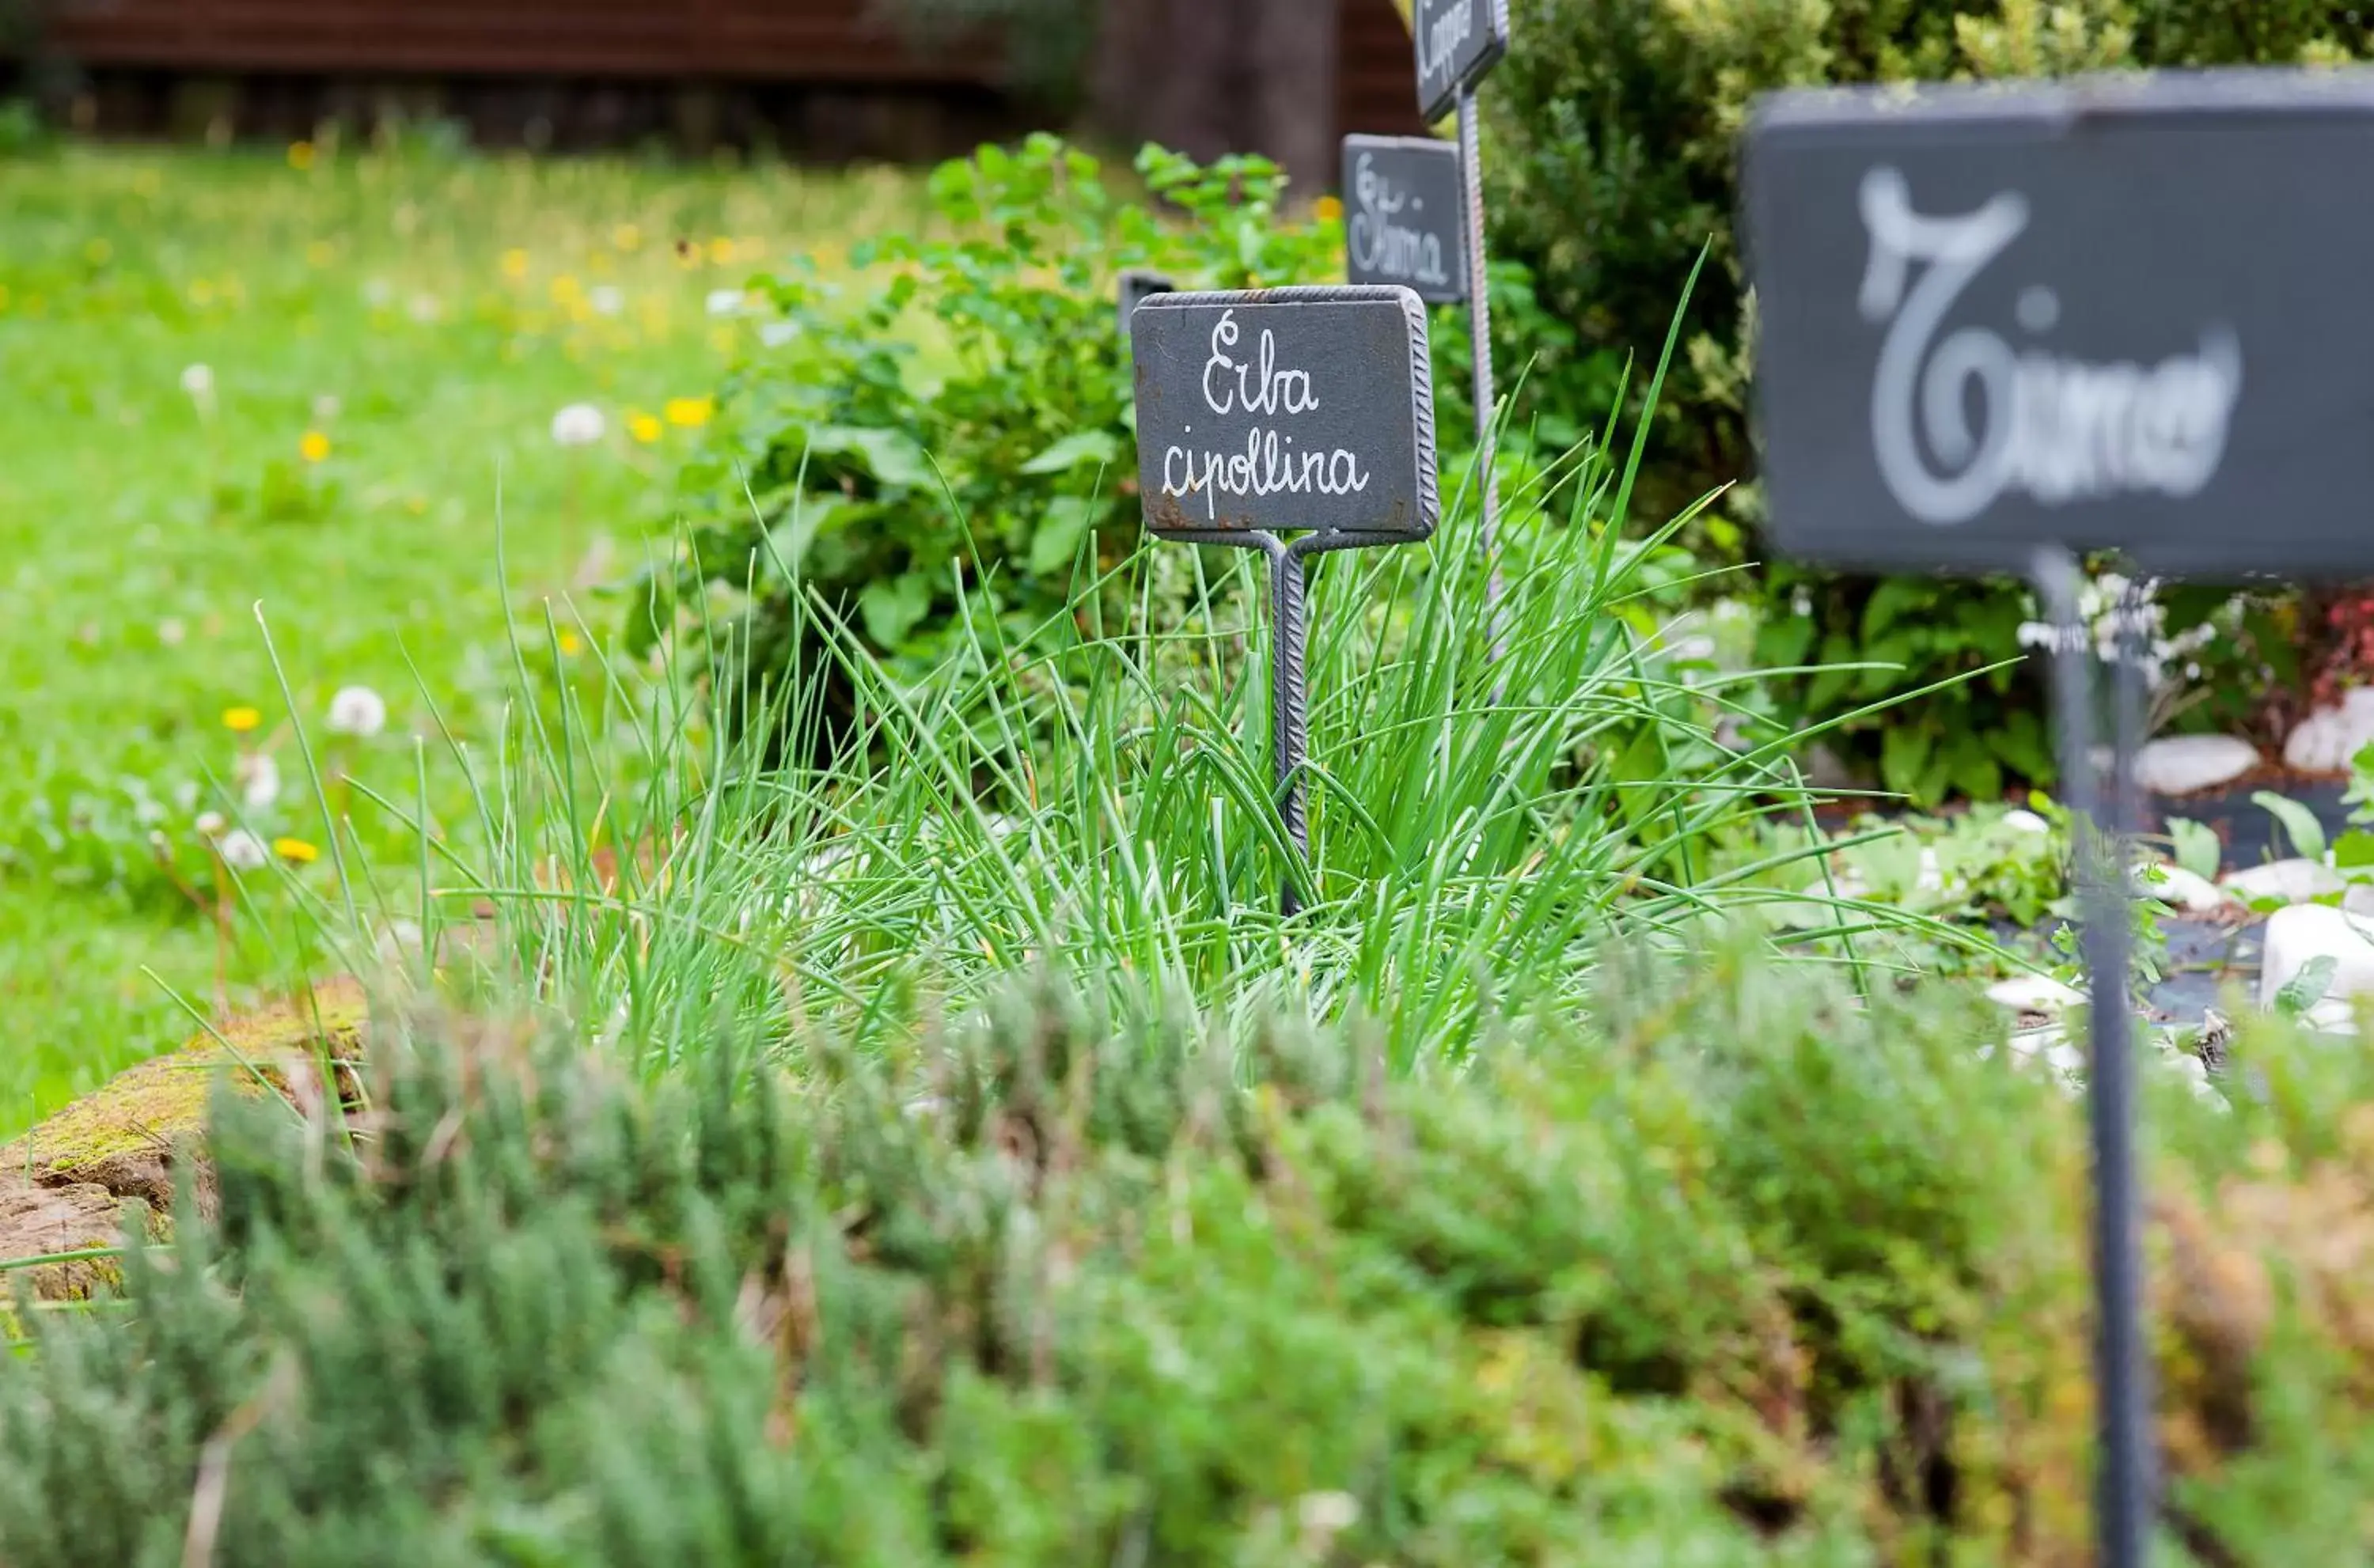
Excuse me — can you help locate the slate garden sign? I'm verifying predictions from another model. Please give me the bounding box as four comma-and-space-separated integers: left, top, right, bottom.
1132, 284, 1438, 911
1743, 67, 2374, 1568
1341, 135, 1466, 305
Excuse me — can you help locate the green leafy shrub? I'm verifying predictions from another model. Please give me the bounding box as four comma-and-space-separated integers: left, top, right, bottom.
14, 958, 2374, 1562
635, 132, 1615, 759
634, 134, 1336, 751
1485, 0, 2372, 801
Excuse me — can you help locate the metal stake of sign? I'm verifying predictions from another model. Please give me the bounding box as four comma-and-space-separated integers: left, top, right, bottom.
2036, 547, 2155, 1568
1413, 0, 1511, 677
1454, 88, 1507, 662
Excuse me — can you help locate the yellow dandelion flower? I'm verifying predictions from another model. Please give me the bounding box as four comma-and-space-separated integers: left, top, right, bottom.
501, 248, 529, 281
612, 223, 643, 252
628, 412, 662, 444
707, 237, 736, 265
548, 273, 582, 305
664, 396, 714, 429
222, 706, 262, 733
287, 140, 315, 171
272, 836, 320, 864
1314, 195, 1344, 224
300, 430, 332, 463
558, 630, 583, 657
305, 241, 332, 267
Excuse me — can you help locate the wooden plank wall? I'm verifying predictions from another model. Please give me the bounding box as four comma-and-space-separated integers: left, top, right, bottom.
48, 0, 996, 83
1337, 0, 1428, 141
46, 0, 1431, 161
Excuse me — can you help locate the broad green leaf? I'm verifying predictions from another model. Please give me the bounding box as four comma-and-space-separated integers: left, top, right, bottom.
806, 425, 935, 490
2253, 790, 2328, 863
2167, 816, 2223, 881
1028, 496, 1099, 576
1019, 430, 1121, 475
858, 570, 935, 649
1860, 578, 1926, 639
2277, 953, 2339, 1018
1880, 725, 1934, 801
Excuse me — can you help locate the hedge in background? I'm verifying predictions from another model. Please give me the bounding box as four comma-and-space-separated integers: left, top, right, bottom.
8, 956, 2374, 1562
1482, 0, 2369, 801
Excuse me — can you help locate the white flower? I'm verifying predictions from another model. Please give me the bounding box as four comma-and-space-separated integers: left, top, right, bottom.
235, 752, 281, 809
758, 319, 799, 348
157, 617, 186, 646
218, 828, 269, 870
408, 294, 441, 323
550, 403, 606, 448
180, 363, 214, 399
589, 284, 625, 316
705, 287, 746, 317
326, 684, 388, 737
313, 392, 342, 421
195, 810, 227, 837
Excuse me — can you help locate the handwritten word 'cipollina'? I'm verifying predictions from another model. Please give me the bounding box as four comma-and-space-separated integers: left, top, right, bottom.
1417, 0, 1474, 92
1857, 166, 2243, 527
1350, 153, 1451, 288
1160, 310, 1371, 521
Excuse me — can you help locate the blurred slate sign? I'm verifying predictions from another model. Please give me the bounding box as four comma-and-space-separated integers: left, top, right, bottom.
1413, 0, 1508, 123
1341, 136, 1467, 304
1132, 286, 1438, 541
1117, 269, 1174, 338
1743, 70, 2374, 581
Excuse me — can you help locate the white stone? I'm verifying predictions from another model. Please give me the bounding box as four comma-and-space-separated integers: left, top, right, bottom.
2133, 733, 2259, 796
2303, 997, 2360, 1036
2283, 686, 2374, 774
2152, 862, 2235, 914
1987, 974, 2084, 1013
1915, 845, 1944, 894
2257, 903, 2374, 1011
2001, 808, 2052, 835
2005, 1025, 2084, 1081
2220, 858, 2345, 905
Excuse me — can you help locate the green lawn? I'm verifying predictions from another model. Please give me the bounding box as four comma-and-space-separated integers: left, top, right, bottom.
0, 138, 920, 1138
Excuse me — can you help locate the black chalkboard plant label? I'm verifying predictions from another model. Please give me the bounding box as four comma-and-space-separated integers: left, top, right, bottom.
1131, 286, 1438, 543
1743, 70, 2374, 581
1412, 0, 1509, 123
1341, 135, 1468, 305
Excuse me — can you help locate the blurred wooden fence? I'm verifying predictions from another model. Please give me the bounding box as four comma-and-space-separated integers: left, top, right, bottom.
29, 0, 1426, 168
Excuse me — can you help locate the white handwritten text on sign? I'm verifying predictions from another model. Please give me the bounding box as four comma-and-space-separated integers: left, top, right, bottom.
1857, 168, 2242, 528
1132, 287, 1437, 540
1341, 136, 1466, 304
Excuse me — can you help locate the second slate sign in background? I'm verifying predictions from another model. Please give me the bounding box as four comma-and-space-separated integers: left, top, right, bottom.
1341, 136, 1468, 304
